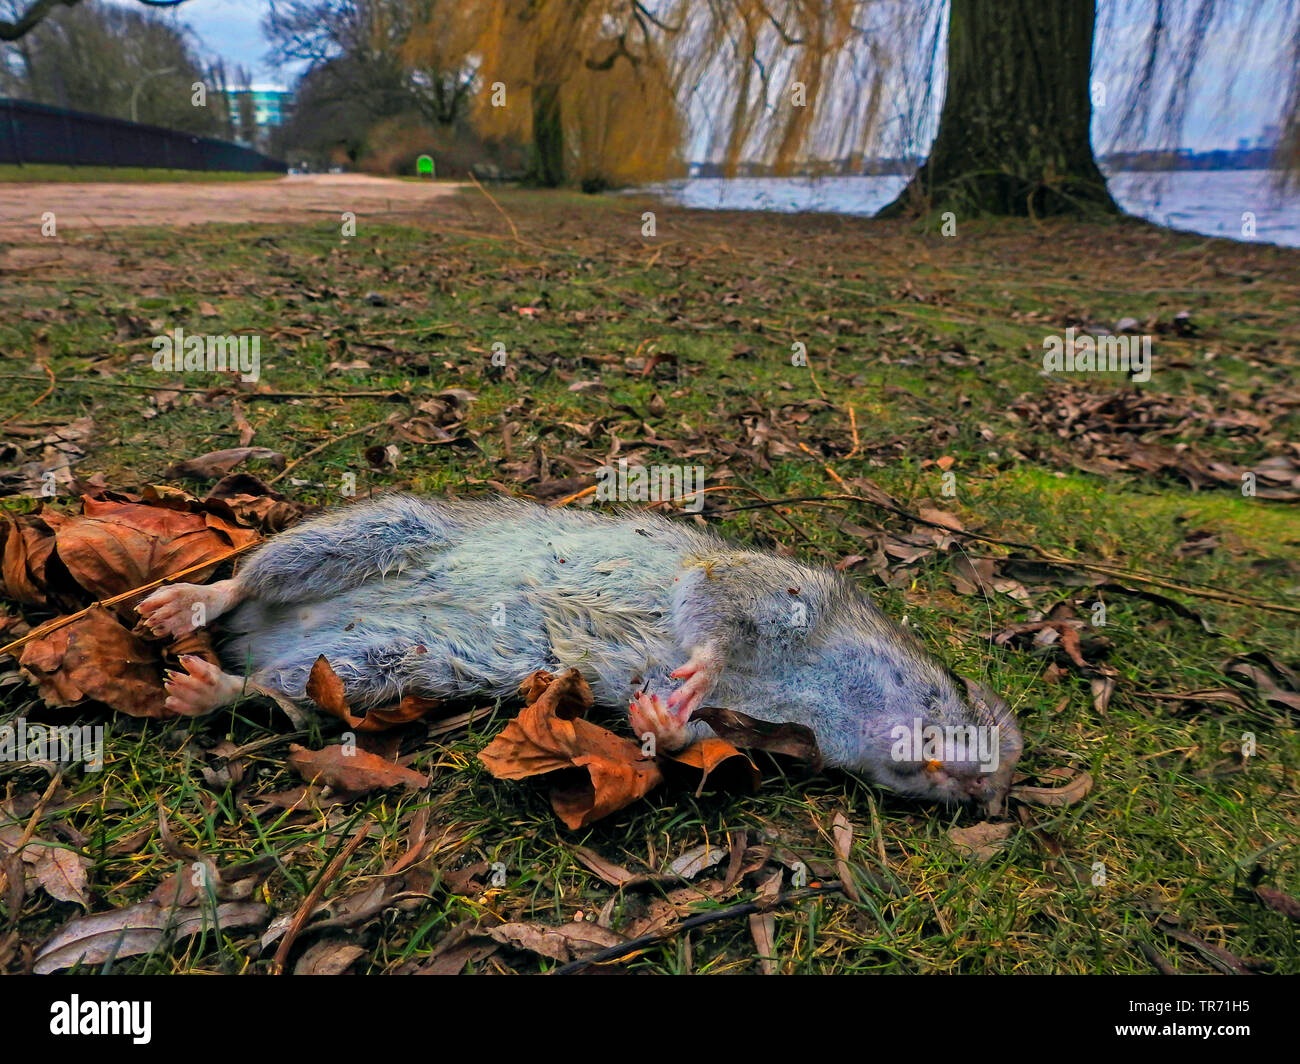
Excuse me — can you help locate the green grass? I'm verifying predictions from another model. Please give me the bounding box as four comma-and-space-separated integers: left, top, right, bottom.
0, 187, 1296, 974
0, 164, 283, 183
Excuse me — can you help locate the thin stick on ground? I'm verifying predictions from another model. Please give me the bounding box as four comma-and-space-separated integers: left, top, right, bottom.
721, 491, 1300, 617
267, 419, 389, 486
0, 540, 262, 660
271, 819, 373, 975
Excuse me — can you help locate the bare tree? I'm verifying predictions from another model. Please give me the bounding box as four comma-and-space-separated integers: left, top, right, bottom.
0, 0, 224, 135
0, 0, 190, 41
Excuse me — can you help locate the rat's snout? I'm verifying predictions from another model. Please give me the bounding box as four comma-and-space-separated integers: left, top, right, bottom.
960, 773, 1001, 801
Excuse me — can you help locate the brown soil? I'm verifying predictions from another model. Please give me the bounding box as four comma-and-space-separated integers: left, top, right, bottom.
0, 173, 459, 240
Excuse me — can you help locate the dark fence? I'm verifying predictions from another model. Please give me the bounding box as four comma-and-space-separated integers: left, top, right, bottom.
0, 98, 286, 173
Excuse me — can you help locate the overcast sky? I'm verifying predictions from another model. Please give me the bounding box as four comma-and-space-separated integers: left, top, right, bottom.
153, 0, 1291, 151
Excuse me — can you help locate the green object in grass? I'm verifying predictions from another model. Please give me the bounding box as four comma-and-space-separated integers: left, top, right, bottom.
416, 155, 435, 178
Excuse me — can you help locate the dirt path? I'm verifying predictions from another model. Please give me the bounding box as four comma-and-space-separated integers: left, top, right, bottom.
0, 173, 459, 240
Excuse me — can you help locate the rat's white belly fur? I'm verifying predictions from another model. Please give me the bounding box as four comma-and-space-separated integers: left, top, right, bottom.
220, 512, 700, 710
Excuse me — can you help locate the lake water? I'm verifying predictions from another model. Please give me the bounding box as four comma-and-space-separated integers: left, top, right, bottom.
643, 169, 1300, 247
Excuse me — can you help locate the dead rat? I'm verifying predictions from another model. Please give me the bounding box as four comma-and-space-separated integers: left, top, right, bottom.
137, 494, 1022, 806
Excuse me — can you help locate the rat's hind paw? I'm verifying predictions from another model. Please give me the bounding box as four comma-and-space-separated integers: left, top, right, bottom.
163, 654, 246, 716
138, 579, 239, 638
629, 691, 691, 753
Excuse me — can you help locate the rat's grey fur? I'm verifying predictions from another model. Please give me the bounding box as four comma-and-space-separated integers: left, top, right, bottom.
218, 494, 1022, 803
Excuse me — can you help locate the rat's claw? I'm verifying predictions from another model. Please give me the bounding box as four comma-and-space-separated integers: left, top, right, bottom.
162, 654, 245, 716
138, 584, 205, 638
666, 646, 723, 716
629, 691, 690, 753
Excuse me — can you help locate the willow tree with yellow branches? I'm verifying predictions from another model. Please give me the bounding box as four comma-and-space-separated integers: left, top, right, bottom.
399, 0, 886, 189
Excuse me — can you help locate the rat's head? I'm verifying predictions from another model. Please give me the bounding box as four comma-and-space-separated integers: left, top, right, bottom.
882, 674, 1022, 810
820, 632, 1023, 810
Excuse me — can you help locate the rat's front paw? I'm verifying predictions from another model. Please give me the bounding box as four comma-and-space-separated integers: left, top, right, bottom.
666, 645, 723, 717
629, 691, 691, 754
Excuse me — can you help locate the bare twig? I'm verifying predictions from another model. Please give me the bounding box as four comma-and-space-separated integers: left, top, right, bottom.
267, 418, 389, 486
271, 819, 372, 974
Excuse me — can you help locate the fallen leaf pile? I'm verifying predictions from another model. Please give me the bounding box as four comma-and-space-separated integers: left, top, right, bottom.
1008, 384, 1300, 500
0, 477, 303, 718
420, 816, 857, 973
0, 417, 95, 499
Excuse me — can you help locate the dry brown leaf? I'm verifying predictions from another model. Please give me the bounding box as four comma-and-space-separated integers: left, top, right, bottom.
484, 919, 624, 963
668, 843, 727, 880
1224, 654, 1300, 713
287, 743, 429, 795
948, 820, 1014, 860
54, 496, 259, 601
0, 511, 67, 607
571, 846, 674, 888
749, 867, 782, 975
294, 939, 367, 975
918, 507, 964, 531
477, 669, 662, 829
419, 941, 499, 974
34, 900, 267, 974
304, 655, 440, 732
949, 555, 995, 596
166, 448, 286, 481
28, 843, 92, 907
1091, 675, 1116, 714
694, 706, 823, 768
1253, 885, 1300, 921
19, 606, 198, 717
831, 812, 863, 903
200, 474, 306, 533
662, 736, 758, 796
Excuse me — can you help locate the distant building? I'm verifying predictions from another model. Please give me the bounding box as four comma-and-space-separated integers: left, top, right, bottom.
224, 84, 291, 131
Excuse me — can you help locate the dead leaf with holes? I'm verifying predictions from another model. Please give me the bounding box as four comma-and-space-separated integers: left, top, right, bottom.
483, 920, 624, 963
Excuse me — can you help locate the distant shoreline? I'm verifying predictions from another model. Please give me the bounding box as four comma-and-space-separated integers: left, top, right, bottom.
685, 148, 1284, 179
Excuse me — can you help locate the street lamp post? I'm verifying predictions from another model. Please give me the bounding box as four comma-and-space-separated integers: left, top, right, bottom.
129, 67, 177, 124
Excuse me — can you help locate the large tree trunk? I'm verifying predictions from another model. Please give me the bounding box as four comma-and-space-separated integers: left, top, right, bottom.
879, 0, 1118, 217
528, 82, 565, 187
